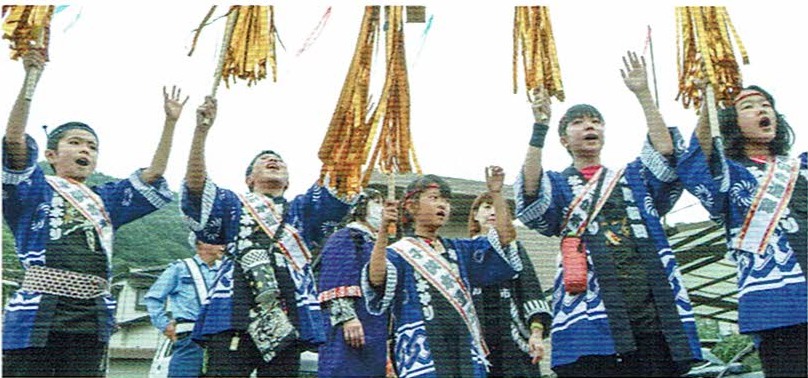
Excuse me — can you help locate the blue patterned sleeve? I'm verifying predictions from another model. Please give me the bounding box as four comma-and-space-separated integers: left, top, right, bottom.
636, 127, 686, 216
287, 182, 353, 251
677, 131, 729, 217
94, 169, 173, 229
2, 134, 47, 230
361, 249, 400, 316
180, 178, 238, 245
514, 169, 564, 237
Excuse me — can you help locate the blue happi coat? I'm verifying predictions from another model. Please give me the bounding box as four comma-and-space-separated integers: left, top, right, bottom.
361, 230, 520, 378
514, 129, 702, 368
181, 177, 351, 341
2, 135, 173, 349
317, 223, 388, 377
678, 134, 807, 333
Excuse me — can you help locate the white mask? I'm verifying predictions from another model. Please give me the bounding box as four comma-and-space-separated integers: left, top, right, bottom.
366, 201, 383, 230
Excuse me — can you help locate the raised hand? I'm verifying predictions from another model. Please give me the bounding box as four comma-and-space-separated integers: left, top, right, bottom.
382, 200, 399, 228
196, 96, 217, 132
163, 85, 189, 122
620, 50, 650, 95
530, 87, 552, 124
21, 49, 46, 75
485, 165, 505, 193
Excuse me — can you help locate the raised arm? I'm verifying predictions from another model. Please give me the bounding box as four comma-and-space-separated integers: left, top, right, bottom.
620, 50, 673, 156
185, 96, 217, 196
369, 199, 398, 287
139, 86, 188, 184
522, 87, 552, 196
5, 50, 45, 170
486, 165, 516, 245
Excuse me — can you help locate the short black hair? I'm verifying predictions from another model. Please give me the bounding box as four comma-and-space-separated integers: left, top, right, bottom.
46, 122, 98, 150
718, 85, 794, 160
557, 104, 604, 137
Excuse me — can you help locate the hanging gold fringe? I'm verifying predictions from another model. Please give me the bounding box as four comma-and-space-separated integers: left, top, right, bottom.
214, 6, 278, 88
362, 6, 420, 185
676, 6, 749, 110
513, 6, 564, 101
2, 5, 53, 60
318, 6, 420, 197
318, 6, 382, 197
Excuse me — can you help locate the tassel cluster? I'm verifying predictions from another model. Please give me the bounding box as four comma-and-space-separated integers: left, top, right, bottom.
2, 5, 53, 60
221, 6, 278, 87
676, 6, 748, 110
319, 6, 420, 197
513, 6, 564, 102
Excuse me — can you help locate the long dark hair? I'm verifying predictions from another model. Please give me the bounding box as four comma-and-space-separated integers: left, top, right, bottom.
718, 85, 794, 160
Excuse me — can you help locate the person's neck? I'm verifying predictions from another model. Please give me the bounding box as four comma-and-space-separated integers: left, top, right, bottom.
57, 172, 88, 184
573, 155, 601, 171
198, 254, 217, 267
414, 224, 439, 241
252, 184, 285, 198
744, 144, 772, 159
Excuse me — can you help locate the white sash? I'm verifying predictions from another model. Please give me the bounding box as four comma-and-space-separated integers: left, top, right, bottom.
237, 192, 311, 272
45, 176, 114, 264
391, 237, 489, 357
735, 157, 800, 254
561, 167, 625, 236
182, 258, 209, 306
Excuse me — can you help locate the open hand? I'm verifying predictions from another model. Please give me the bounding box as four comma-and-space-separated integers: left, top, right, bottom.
163, 85, 189, 122
620, 50, 649, 95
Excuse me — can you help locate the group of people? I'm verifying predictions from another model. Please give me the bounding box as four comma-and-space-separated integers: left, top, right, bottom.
2, 45, 804, 378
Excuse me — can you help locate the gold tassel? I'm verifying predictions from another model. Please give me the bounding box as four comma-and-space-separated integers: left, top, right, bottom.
513, 6, 564, 101
676, 6, 748, 110
217, 5, 278, 88
319, 6, 420, 197
2, 5, 53, 60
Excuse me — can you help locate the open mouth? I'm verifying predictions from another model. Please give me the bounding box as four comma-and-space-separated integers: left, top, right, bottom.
759, 117, 771, 127
436, 210, 447, 218
75, 157, 90, 167
583, 133, 599, 141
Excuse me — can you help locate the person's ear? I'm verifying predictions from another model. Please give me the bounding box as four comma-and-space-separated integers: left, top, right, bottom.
44, 149, 57, 164
559, 135, 569, 150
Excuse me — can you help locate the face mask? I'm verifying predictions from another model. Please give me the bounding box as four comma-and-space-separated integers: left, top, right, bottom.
366, 201, 383, 230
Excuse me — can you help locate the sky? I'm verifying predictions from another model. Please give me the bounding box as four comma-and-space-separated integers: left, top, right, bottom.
1, 1, 805, 226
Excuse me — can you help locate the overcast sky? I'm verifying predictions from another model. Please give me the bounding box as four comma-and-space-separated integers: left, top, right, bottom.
2, 2, 805, 225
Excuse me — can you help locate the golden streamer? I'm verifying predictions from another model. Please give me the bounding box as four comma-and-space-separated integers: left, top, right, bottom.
220, 6, 278, 88
319, 6, 420, 197
2, 5, 53, 60
676, 6, 749, 110
513, 6, 564, 101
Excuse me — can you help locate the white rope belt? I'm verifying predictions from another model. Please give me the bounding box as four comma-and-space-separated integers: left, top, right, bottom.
21, 265, 110, 299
